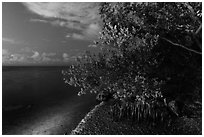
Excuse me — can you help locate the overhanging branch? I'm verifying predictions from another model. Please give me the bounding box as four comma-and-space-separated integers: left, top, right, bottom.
161, 37, 202, 55
194, 25, 202, 50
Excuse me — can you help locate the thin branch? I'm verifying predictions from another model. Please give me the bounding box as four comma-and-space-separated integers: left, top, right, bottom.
194, 24, 202, 50
161, 37, 202, 55
196, 24, 202, 35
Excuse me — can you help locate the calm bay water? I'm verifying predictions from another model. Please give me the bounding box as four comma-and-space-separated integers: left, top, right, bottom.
3, 66, 72, 107
2, 66, 97, 135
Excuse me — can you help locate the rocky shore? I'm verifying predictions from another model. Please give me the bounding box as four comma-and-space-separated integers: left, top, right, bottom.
71, 101, 202, 135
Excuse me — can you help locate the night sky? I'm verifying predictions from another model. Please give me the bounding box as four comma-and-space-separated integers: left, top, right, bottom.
2, 2, 101, 66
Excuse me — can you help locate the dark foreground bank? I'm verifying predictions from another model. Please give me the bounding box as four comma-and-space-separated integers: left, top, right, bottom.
71, 101, 202, 135
2, 66, 97, 135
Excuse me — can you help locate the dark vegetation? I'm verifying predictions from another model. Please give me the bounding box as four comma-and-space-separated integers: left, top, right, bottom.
63, 2, 202, 134
71, 102, 201, 135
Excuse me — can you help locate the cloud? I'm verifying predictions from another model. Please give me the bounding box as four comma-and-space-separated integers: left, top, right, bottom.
42, 52, 56, 57
62, 53, 70, 62
30, 18, 48, 23
65, 34, 71, 38
41, 52, 57, 62
9, 54, 26, 62
23, 2, 101, 41
65, 33, 85, 40
62, 53, 69, 58
3, 48, 60, 64
85, 23, 100, 39
2, 37, 15, 44
88, 44, 97, 48
21, 47, 33, 53
31, 51, 59, 62
62, 53, 81, 62
31, 51, 41, 61
2, 49, 11, 63
72, 33, 85, 40
23, 3, 99, 23
3, 37, 28, 46
3, 49, 28, 63
50, 20, 83, 30
2, 49, 9, 55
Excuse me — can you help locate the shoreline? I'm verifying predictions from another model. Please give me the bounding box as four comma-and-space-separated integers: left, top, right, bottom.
3, 93, 97, 135
71, 102, 105, 135
71, 101, 202, 135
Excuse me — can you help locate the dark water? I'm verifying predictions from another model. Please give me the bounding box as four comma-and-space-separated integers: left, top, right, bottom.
3, 66, 72, 107
2, 66, 97, 135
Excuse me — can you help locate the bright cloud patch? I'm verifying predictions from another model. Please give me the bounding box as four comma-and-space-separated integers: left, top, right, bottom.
42, 52, 57, 62
72, 33, 85, 40
62, 53, 70, 62
31, 51, 59, 62
2, 49, 11, 63
31, 51, 41, 61
3, 37, 16, 44
62, 53, 82, 62
23, 2, 101, 41
3, 49, 28, 64
88, 44, 97, 48
30, 18, 48, 23
2, 48, 60, 65
10, 54, 26, 62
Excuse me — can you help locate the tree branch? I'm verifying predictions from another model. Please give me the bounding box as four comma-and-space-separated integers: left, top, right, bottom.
161, 37, 202, 55
194, 25, 202, 50
196, 24, 202, 35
